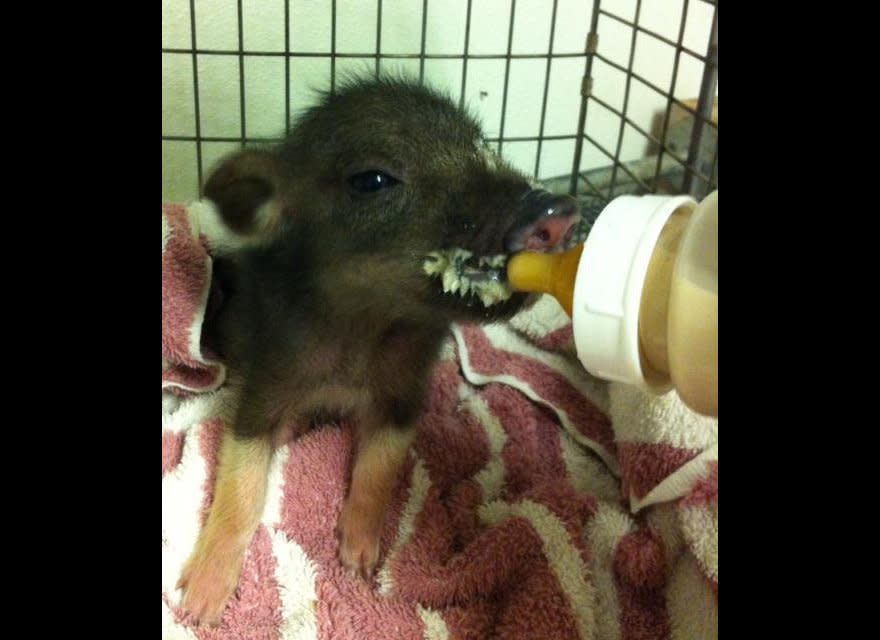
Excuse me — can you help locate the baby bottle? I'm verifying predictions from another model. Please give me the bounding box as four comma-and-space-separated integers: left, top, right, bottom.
507, 191, 718, 417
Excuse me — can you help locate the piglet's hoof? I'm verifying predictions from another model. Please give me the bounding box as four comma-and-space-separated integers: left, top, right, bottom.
337, 499, 382, 580
177, 544, 244, 627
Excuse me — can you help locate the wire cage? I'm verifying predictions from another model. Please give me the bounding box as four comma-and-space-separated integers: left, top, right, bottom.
571, 0, 717, 213
162, 0, 717, 223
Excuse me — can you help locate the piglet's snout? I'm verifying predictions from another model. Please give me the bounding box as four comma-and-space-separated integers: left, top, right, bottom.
504, 191, 581, 253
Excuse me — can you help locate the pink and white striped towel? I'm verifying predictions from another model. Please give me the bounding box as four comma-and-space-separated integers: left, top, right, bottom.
162, 201, 718, 640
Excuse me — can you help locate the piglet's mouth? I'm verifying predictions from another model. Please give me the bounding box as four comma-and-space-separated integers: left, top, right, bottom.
422, 248, 513, 307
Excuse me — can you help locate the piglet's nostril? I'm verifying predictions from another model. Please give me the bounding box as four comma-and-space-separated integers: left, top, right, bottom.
521, 214, 579, 252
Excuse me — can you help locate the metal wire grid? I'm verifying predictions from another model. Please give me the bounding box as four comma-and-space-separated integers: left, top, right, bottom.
572, 0, 718, 200
161, 0, 717, 201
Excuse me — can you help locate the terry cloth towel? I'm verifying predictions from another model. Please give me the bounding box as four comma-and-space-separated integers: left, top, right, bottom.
162, 201, 718, 640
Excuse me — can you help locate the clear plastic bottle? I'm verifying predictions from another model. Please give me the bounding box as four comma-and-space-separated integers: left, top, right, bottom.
507, 191, 717, 417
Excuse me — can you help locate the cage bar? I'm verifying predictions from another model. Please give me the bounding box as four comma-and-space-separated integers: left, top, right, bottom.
375, 0, 382, 77
459, 0, 473, 109
162, 47, 591, 61
419, 0, 428, 84
496, 0, 518, 157
682, 2, 718, 197
330, 0, 337, 93
569, 0, 601, 196
534, 0, 560, 178
651, 0, 690, 194
607, 0, 641, 198
284, 0, 290, 135
187, 0, 203, 191
237, 0, 246, 147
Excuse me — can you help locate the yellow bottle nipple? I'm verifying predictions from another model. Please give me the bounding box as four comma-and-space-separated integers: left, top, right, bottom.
506, 244, 584, 316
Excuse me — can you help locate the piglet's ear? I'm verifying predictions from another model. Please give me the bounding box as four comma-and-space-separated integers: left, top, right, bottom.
202, 149, 281, 236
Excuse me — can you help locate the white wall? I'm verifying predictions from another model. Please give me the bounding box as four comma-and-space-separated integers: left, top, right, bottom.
162, 0, 716, 202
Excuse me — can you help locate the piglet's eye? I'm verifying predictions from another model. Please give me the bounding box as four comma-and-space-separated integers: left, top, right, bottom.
347, 170, 401, 194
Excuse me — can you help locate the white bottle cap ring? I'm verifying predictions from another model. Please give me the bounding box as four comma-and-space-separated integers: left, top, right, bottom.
572, 194, 697, 389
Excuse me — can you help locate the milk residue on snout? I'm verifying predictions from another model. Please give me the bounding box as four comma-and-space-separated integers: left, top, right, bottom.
422, 248, 513, 307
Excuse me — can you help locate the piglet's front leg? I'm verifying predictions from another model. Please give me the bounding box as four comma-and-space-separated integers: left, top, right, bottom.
177, 430, 272, 626
338, 424, 414, 579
